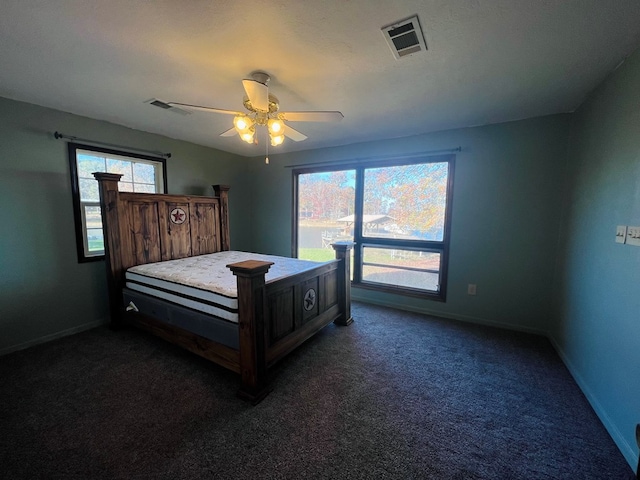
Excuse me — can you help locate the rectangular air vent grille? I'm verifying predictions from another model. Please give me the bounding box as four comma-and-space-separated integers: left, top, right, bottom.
145, 98, 191, 115
382, 15, 427, 60
150, 99, 172, 109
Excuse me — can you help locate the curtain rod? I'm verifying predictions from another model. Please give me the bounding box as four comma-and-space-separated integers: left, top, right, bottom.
284, 147, 461, 169
54, 131, 172, 158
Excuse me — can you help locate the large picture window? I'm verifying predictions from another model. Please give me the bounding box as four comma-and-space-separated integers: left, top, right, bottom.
294, 154, 454, 300
68, 143, 167, 262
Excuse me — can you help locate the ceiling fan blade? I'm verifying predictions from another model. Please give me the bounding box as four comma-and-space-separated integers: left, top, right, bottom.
242, 79, 269, 111
220, 127, 237, 137
167, 102, 241, 115
284, 125, 308, 142
280, 111, 344, 123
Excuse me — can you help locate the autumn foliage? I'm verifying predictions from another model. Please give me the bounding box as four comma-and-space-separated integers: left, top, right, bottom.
298, 162, 448, 240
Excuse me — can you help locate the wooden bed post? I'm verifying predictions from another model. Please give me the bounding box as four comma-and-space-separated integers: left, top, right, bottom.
332, 241, 354, 326
212, 185, 231, 251
227, 259, 274, 404
94, 172, 125, 327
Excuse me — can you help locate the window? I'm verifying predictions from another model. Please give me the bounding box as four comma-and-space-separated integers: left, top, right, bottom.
294, 154, 454, 300
68, 143, 167, 262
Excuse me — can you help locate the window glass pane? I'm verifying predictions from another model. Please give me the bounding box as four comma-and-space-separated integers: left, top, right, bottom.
133, 162, 156, 184
134, 183, 156, 193
297, 170, 356, 262
363, 162, 449, 241
79, 178, 99, 202
119, 182, 134, 192
83, 205, 103, 254
362, 247, 440, 292
293, 157, 453, 298
86, 228, 104, 253
83, 205, 102, 229
77, 154, 106, 179
106, 159, 133, 182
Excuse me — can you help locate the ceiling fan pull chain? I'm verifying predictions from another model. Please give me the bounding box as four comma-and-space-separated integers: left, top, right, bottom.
265, 129, 269, 164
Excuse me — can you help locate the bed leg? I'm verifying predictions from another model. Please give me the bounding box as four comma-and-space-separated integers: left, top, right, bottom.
332, 242, 354, 326
228, 260, 275, 404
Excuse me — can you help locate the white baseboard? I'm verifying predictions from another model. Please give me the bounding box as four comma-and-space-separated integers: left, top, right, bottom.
0, 318, 108, 356
548, 335, 637, 471
350, 293, 548, 336
352, 294, 637, 471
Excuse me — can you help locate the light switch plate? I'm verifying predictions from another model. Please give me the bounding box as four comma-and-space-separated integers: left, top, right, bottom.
616, 225, 627, 244
627, 226, 640, 246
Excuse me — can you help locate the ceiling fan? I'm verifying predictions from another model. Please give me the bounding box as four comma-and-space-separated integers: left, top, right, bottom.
166, 71, 344, 149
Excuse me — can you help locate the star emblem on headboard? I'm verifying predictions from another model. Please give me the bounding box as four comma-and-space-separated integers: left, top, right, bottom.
170, 208, 186, 225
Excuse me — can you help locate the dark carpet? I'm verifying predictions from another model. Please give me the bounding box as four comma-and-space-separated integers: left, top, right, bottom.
0, 302, 634, 479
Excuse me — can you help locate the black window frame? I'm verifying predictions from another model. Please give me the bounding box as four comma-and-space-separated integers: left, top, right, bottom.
68, 142, 168, 263
292, 153, 455, 301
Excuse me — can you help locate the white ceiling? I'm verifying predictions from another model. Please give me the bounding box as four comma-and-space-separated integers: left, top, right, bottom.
2, 1, 640, 157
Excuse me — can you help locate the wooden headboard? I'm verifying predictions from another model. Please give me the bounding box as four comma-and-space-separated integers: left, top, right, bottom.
94, 172, 230, 322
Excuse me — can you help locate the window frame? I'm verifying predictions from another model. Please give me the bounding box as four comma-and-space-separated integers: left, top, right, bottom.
292, 153, 455, 301
68, 142, 168, 263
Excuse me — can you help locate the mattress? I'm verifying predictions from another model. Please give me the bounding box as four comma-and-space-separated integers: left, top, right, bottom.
125, 251, 326, 323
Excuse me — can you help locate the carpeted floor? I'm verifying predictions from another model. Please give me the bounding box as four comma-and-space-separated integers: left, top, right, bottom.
0, 302, 634, 479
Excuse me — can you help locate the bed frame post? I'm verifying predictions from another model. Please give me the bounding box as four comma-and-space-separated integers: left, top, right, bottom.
212, 185, 231, 251
94, 172, 125, 327
332, 241, 354, 326
227, 260, 275, 404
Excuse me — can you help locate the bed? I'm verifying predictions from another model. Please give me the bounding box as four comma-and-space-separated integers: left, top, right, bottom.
94, 172, 353, 403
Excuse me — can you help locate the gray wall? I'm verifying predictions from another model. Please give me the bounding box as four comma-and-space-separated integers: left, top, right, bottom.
0, 97, 251, 354
247, 115, 570, 334
551, 48, 640, 467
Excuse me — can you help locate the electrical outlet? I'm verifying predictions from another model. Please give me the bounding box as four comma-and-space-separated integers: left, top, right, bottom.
467, 284, 477, 295
616, 225, 627, 244
627, 226, 640, 246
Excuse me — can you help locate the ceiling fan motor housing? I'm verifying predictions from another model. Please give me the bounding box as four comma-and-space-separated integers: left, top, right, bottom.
242, 93, 279, 115
250, 71, 271, 85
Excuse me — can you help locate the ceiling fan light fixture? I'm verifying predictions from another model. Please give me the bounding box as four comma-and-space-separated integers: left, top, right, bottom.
165, 71, 343, 153
267, 118, 284, 135
234, 115, 253, 132
240, 128, 255, 143
270, 134, 285, 146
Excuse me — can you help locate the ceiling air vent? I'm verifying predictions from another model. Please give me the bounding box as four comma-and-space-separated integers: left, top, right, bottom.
145, 98, 191, 115
382, 15, 427, 60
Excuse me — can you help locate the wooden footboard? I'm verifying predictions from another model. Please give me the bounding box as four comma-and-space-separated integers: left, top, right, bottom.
228, 242, 352, 403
